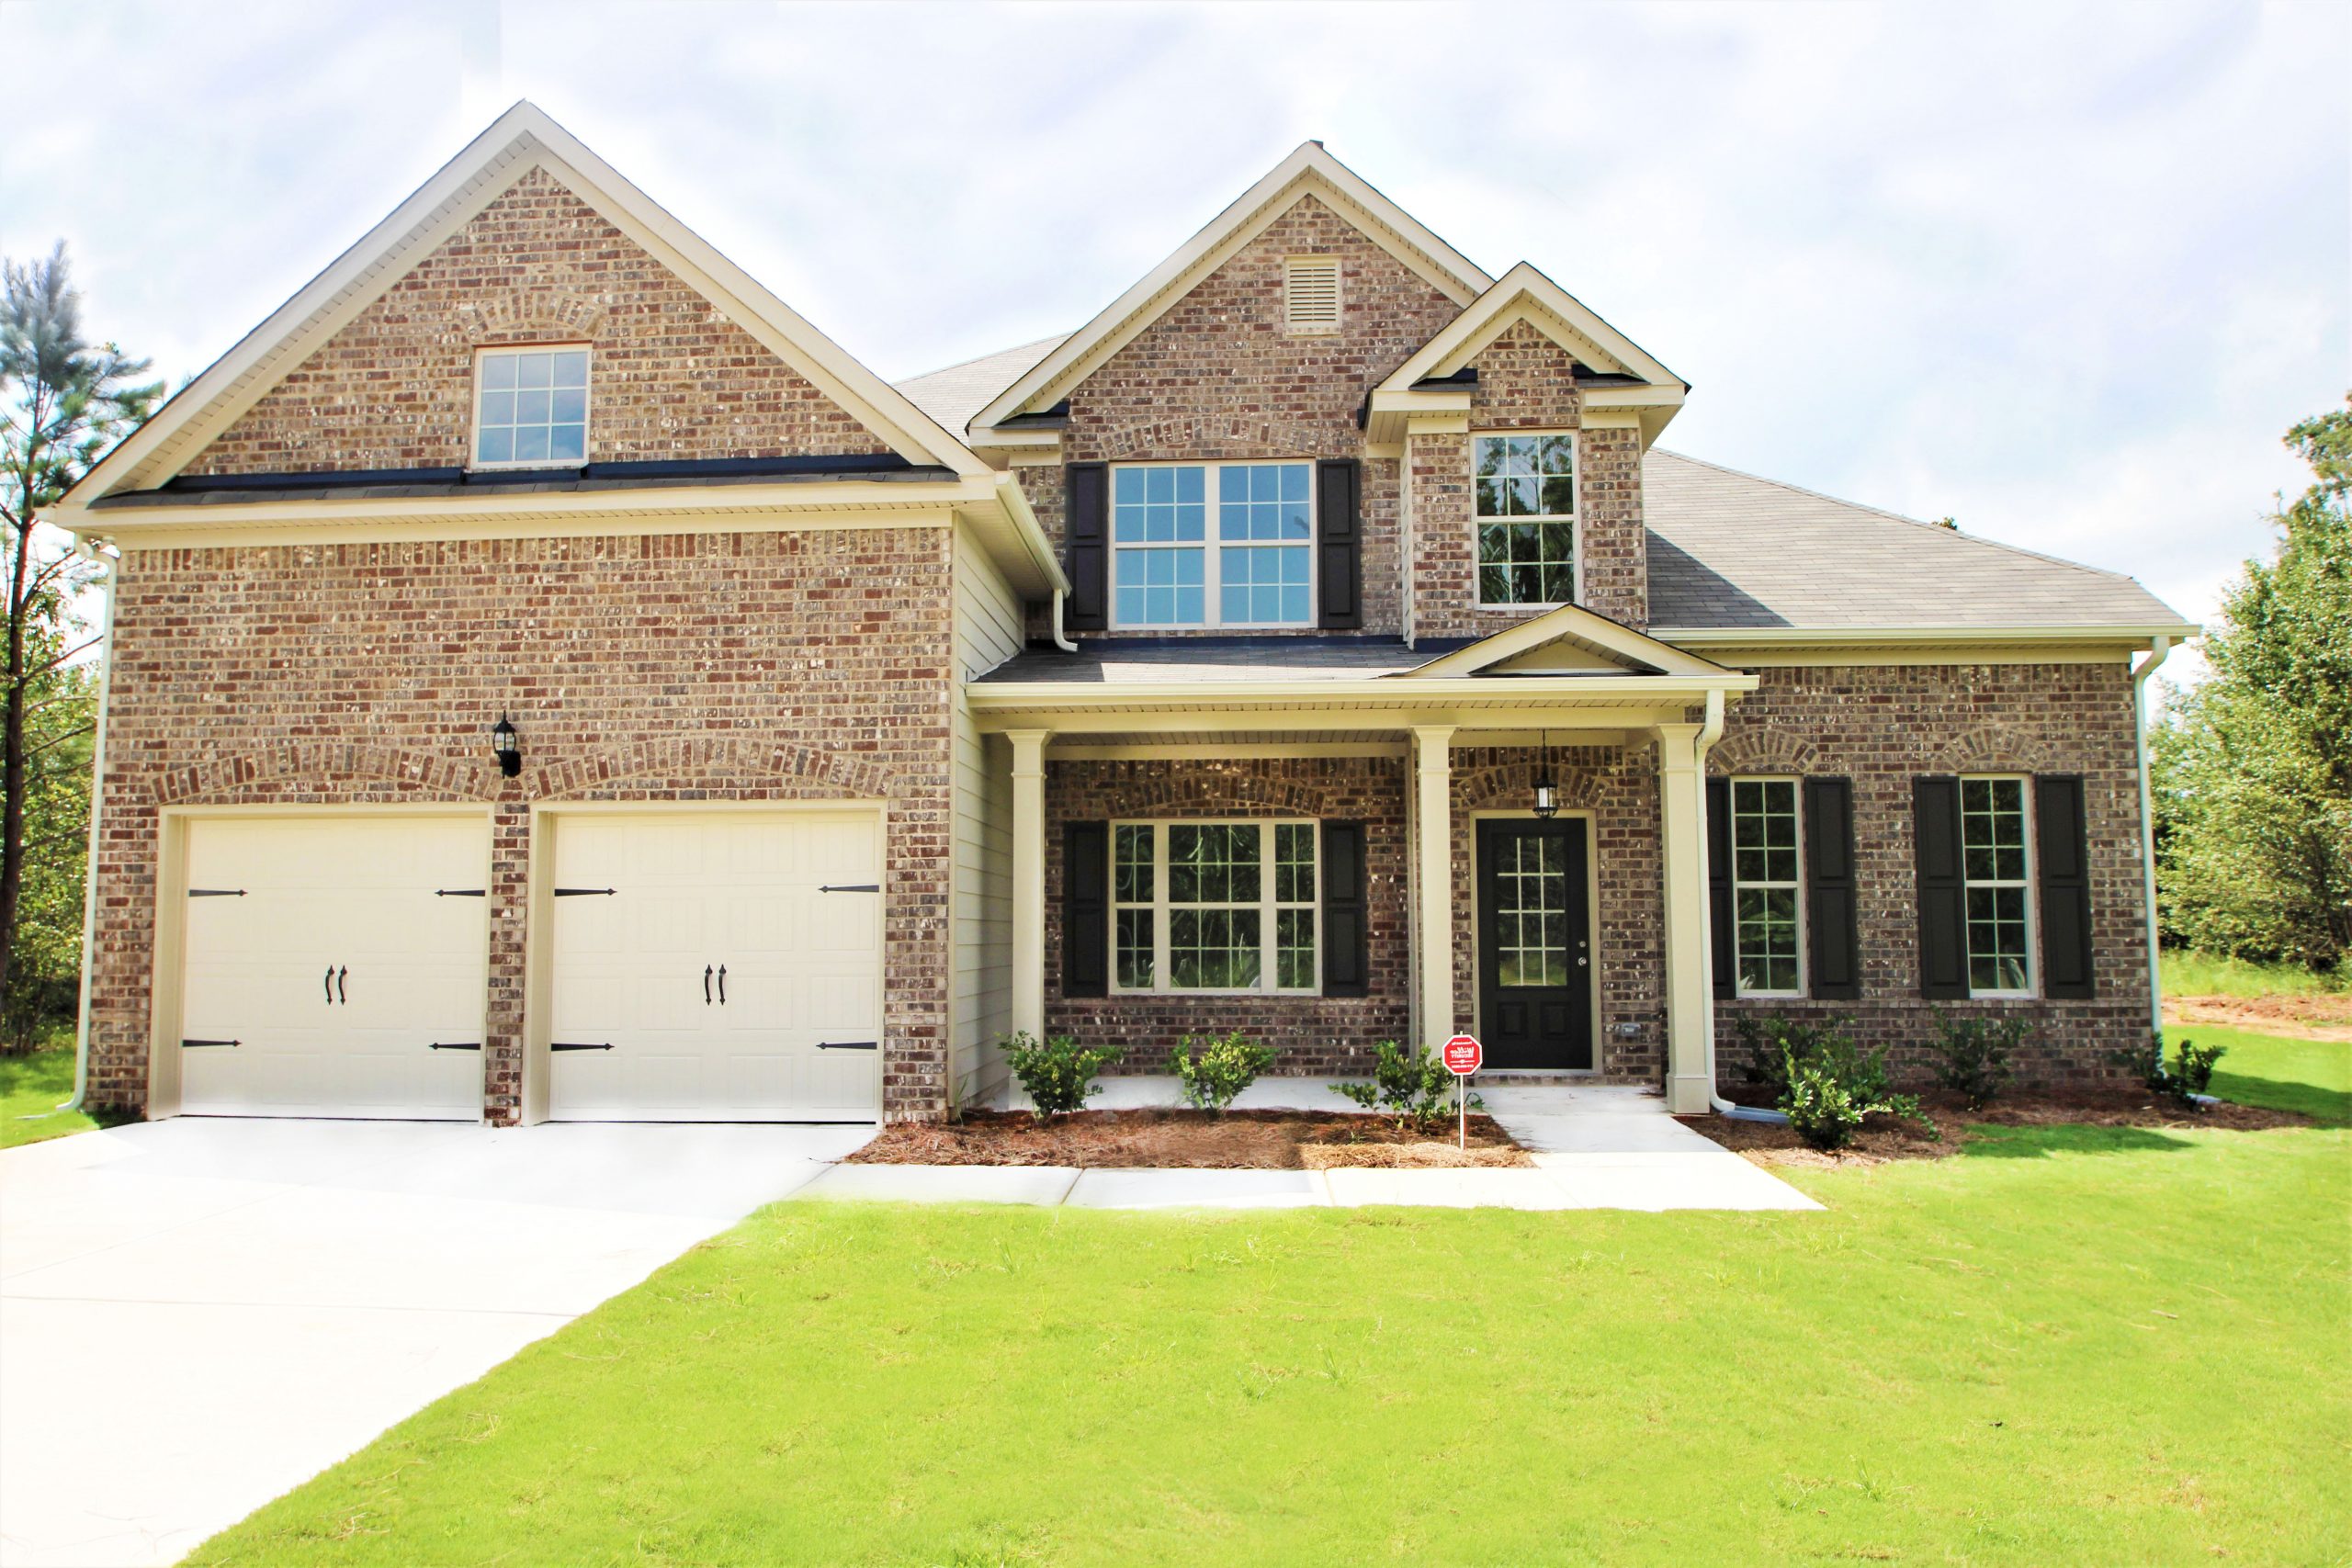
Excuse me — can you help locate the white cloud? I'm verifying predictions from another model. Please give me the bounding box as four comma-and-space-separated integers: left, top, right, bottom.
4, 0, 2342, 670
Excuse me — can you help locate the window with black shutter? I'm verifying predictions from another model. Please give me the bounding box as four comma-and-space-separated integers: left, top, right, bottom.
1316, 459, 1362, 630
2036, 774, 2095, 998
1803, 777, 1860, 999
1320, 820, 1369, 997
1062, 821, 1109, 997
1065, 464, 1108, 632
1913, 776, 1970, 999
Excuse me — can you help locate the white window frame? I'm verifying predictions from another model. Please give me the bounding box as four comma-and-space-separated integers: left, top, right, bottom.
1959, 773, 2038, 998
1472, 430, 1582, 610
1108, 818, 1321, 996
470, 344, 593, 470
1109, 461, 1317, 630
1728, 775, 1807, 999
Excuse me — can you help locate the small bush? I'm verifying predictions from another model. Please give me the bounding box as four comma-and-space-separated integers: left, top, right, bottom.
1735, 1013, 1858, 1101
1331, 1041, 1475, 1134
2172, 1037, 2228, 1098
1776, 1036, 1922, 1151
2109, 1032, 2230, 1108
1930, 1010, 2030, 1110
1001, 1032, 1122, 1120
1168, 1031, 1276, 1115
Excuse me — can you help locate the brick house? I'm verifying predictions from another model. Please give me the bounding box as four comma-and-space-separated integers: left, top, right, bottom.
51, 105, 2192, 1127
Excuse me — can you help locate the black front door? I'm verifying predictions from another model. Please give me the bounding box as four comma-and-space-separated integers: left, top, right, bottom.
1475, 818, 1593, 1071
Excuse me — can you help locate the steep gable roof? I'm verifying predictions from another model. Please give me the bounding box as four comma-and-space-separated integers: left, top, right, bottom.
969, 142, 1493, 434
1404, 601, 1734, 679
64, 102, 988, 506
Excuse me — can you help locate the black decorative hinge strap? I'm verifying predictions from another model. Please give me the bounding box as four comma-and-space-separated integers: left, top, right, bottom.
554, 887, 616, 897
549, 1042, 614, 1052
187, 889, 247, 897
180, 1038, 240, 1048
819, 884, 880, 894
816, 1040, 879, 1051
429, 1042, 482, 1051
435, 888, 487, 897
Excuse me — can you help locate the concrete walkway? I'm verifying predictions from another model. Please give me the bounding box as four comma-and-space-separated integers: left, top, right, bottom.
801, 1077, 1821, 1213
0, 1118, 866, 1568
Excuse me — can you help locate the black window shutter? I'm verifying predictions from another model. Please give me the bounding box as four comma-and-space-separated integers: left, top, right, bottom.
1804, 777, 1861, 1000
1320, 820, 1369, 997
1065, 464, 1109, 632
2036, 774, 2096, 999
1706, 777, 1735, 999
1316, 458, 1362, 630
1913, 776, 1969, 999
1063, 822, 1109, 998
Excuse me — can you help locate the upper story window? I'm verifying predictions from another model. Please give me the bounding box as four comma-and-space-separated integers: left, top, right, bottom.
474, 346, 589, 468
1730, 777, 1804, 997
1284, 257, 1340, 333
1475, 433, 1577, 606
1114, 461, 1313, 627
1961, 775, 2035, 996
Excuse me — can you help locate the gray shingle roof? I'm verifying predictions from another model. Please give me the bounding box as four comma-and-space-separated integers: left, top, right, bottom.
896, 334, 1071, 434
1643, 450, 2188, 631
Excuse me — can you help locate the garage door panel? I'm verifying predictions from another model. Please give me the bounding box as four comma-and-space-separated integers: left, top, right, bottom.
548, 812, 879, 1122
176, 817, 489, 1121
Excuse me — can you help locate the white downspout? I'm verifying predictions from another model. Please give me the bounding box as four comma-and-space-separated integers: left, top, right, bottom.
63, 537, 119, 1112
2133, 636, 2173, 1041
1048, 589, 1079, 654
1693, 689, 1785, 1122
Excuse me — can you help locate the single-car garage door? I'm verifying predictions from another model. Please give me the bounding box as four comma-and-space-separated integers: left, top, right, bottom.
176, 814, 491, 1120
546, 810, 881, 1122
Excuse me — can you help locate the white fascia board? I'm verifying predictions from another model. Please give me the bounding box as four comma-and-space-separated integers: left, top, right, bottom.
1381, 262, 1686, 395
966, 671, 1758, 709
972, 142, 1493, 430
1656, 623, 2203, 647
1363, 387, 1473, 446
955, 471, 1068, 598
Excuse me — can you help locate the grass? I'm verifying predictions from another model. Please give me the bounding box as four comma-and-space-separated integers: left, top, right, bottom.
2160, 947, 2350, 1002
2168, 1021, 2351, 1124
0, 1040, 110, 1150
193, 1054, 2348, 1565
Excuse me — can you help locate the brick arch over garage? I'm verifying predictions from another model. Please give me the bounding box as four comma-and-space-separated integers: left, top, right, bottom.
149, 744, 502, 806
532, 735, 900, 802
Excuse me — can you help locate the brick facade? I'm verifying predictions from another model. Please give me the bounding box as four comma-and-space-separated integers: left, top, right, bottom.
1044, 757, 1411, 1073
1707, 661, 2154, 1090
86, 527, 957, 1124
188, 167, 890, 476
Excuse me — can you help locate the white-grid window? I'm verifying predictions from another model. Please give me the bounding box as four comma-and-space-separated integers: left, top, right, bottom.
1730, 777, 1804, 997
1961, 775, 2035, 996
1110, 820, 1318, 994
474, 346, 589, 467
1112, 462, 1314, 628
1475, 433, 1577, 605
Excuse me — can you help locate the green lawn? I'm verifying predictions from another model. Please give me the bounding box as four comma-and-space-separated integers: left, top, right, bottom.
0, 1043, 108, 1150
2169, 1021, 2351, 1124
193, 1055, 2349, 1565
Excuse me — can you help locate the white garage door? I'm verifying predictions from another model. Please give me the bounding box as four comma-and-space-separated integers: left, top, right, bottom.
177, 815, 491, 1120
547, 811, 881, 1122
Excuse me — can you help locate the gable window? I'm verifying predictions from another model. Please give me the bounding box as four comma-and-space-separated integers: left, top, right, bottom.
474, 346, 589, 467
1285, 257, 1341, 333
1475, 433, 1577, 606
1730, 777, 1804, 997
1961, 775, 2035, 995
1113, 462, 1313, 627
1111, 820, 1317, 993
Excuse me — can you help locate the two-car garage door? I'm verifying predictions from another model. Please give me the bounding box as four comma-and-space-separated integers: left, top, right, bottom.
172, 810, 880, 1123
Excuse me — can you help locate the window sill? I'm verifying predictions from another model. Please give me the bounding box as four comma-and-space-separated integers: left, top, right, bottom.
469, 459, 590, 474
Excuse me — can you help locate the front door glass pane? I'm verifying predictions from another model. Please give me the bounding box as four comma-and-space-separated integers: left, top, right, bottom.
1495, 833, 1569, 987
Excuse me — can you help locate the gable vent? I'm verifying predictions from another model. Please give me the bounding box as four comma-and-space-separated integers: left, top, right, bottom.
1285, 257, 1341, 333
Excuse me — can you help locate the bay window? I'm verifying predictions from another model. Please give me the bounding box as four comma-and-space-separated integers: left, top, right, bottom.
1113, 462, 1313, 627
1110, 820, 1318, 993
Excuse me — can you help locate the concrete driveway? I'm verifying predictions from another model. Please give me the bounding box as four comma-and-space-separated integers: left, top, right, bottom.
0, 1117, 870, 1568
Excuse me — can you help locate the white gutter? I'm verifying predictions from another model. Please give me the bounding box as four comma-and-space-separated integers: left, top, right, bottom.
1048, 590, 1079, 654
2132, 636, 2173, 1041
1690, 690, 1785, 1122
63, 537, 120, 1112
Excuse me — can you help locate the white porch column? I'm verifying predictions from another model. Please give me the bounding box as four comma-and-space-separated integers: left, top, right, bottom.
1412, 725, 1455, 1054
1655, 721, 1713, 1113
1007, 729, 1051, 1045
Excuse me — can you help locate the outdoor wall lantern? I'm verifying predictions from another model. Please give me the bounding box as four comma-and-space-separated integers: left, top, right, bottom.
491, 713, 522, 778
1532, 729, 1558, 819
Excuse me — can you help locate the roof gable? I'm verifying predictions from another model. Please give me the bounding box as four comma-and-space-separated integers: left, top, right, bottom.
1405, 601, 1733, 680
970, 142, 1493, 433
66, 102, 985, 505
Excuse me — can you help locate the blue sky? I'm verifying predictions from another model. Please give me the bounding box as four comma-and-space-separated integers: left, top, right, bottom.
5, 1, 2345, 682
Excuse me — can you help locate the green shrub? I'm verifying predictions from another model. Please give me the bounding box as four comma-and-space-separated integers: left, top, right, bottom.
1330, 1041, 1475, 1134
1929, 1010, 2030, 1110
1168, 1031, 1276, 1115
2109, 1032, 2230, 1107
1735, 1013, 1858, 1100
1776, 1036, 1922, 1152
2172, 1037, 2228, 1098
1000, 1032, 1122, 1120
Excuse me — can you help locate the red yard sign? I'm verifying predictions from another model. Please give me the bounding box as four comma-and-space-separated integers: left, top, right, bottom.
1442, 1035, 1482, 1076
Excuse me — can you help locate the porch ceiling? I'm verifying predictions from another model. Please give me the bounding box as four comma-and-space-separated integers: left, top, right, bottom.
966, 671, 1753, 736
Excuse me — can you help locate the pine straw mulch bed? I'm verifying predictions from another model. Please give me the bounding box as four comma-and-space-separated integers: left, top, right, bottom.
846, 1108, 1531, 1169
1681, 1089, 2318, 1169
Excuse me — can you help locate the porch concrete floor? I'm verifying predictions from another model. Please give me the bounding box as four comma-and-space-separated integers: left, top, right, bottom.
806, 1077, 1821, 1213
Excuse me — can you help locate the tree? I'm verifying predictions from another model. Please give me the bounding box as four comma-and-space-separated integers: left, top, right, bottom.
0, 243, 161, 1020
2152, 399, 2352, 972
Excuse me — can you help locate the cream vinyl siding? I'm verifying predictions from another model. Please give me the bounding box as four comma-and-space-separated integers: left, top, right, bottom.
952, 526, 1023, 1107
175, 814, 490, 1120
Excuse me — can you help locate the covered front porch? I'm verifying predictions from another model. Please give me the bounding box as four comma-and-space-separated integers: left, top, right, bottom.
969, 613, 1760, 1114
